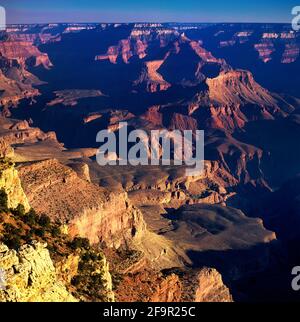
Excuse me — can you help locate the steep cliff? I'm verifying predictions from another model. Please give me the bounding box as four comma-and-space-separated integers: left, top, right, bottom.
19, 159, 146, 247
0, 241, 76, 302
0, 139, 14, 159
0, 159, 30, 212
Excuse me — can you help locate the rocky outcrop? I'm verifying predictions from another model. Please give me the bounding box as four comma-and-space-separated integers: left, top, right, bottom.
98, 256, 115, 302
0, 241, 77, 302
6, 33, 58, 45
0, 118, 58, 146
141, 106, 163, 126
19, 159, 146, 247
0, 159, 30, 212
68, 249, 115, 302
0, 41, 52, 69
189, 41, 222, 64
281, 44, 300, 64
254, 41, 275, 63
116, 267, 232, 302
205, 131, 268, 187
0, 69, 40, 108
95, 39, 145, 64
207, 70, 277, 108
134, 60, 171, 92
55, 253, 80, 285
0, 40, 52, 108
169, 113, 198, 131
151, 268, 233, 302
192, 268, 233, 302
187, 69, 295, 132
68, 162, 91, 182
254, 38, 299, 64
150, 274, 182, 302
95, 25, 179, 64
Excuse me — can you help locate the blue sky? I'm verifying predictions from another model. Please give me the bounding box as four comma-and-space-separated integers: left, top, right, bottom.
1, 0, 299, 23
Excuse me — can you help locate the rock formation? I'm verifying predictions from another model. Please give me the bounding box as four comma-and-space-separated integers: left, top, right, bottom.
19, 159, 146, 247
0, 38, 52, 108
134, 60, 171, 92
116, 267, 232, 302
190, 69, 295, 132
0, 241, 76, 302
0, 158, 30, 212
0, 40, 52, 69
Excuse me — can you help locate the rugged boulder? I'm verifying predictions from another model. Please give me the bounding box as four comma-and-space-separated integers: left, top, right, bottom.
0, 241, 76, 302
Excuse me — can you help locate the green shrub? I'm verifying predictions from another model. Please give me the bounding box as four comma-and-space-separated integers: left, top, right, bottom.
71, 275, 84, 286
111, 273, 123, 290
0, 189, 8, 212
51, 226, 61, 238
3, 222, 22, 235
3, 235, 21, 250
69, 237, 90, 250
81, 251, 99, 262
34, 227, 46, 237
24, 230, 33, 243
23, 209, 38, 225
11, 204, 26, 217
38, 214, 51, 228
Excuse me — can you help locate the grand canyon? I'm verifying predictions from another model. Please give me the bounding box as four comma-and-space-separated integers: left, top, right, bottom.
0, 21, 300, 303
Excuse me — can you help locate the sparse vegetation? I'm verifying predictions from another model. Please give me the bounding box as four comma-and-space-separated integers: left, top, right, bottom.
23, 209, 39, 225
38, 214, 51, 228
51, 226, 61, 238
111, 272, 123, 291
71, 248, 109, 302
3, 234, 21, 250
0, 158, 14, 175
11, 204, 26, 217
0, 190, 66, 251
0, 188, 8, 212
69, 237, 90, 250
0, 189, 114, 302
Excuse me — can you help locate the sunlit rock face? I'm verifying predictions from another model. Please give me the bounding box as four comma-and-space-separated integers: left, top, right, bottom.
0, 159, 30, 212
0, 38, 53, 108
0, 241, 77, 302
18, 159, 146, 247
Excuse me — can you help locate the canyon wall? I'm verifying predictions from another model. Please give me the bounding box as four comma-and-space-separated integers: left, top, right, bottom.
19, 159, 146, 247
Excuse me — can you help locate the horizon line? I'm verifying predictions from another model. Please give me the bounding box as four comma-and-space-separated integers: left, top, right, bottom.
5, 21, 292, 25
